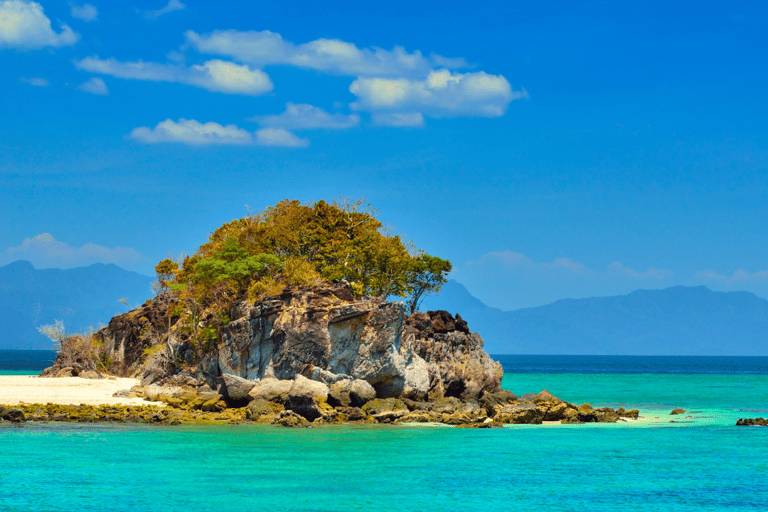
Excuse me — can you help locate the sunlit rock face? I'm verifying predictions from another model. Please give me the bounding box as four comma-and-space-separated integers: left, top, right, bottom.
213, 284, 502, 400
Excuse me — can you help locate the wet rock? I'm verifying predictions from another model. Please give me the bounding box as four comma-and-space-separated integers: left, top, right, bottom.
495, 404, 545, 424
1, 407, 26, 422
246, 398, 283, 420
273, 410, 311, 428
670, 408, 687, 415
361, 398, 408, 416
736, 417, 768, 426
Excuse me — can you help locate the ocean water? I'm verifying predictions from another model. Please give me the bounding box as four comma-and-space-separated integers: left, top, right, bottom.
2, 353, 768, 511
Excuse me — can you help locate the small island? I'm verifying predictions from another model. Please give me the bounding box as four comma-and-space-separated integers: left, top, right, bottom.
5, 200, 638, 427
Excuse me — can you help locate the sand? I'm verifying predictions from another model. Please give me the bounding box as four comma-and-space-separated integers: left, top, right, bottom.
0, 375, 164, 406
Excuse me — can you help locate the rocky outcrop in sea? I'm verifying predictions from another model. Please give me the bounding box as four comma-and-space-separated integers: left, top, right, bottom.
37, 283, 638, 427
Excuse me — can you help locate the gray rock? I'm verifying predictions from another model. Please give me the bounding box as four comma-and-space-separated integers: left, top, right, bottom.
286, 374, 330, 421
222, 373, 258, 402
247, 378, 293, 404
348, 379, 376, 407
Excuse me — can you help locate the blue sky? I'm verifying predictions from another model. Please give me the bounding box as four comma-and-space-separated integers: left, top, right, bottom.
2, 0, 767, 310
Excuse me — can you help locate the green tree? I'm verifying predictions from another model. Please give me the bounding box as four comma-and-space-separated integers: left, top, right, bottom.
406, 254, 453, 314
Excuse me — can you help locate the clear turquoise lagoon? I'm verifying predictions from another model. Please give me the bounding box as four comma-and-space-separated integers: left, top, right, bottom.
2, 355, 768, 511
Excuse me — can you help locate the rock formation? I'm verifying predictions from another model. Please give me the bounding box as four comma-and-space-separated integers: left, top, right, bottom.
37, 283, 637, 427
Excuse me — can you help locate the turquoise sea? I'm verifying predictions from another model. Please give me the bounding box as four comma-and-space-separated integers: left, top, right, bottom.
2, 352, 768, 511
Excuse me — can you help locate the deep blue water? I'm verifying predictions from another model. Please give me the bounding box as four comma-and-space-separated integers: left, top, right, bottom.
2, 352, 768, 511
494, 354, 768, 375
0, 350, 56, 371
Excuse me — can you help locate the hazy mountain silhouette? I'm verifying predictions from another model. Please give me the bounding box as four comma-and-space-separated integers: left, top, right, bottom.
0, 260, 154, 350
421, 280, 768, 355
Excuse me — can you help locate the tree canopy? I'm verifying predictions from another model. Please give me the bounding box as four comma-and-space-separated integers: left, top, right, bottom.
155, 199, 451, 315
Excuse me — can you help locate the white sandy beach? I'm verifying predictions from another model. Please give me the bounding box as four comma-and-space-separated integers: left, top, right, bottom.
0, 376, 164, 406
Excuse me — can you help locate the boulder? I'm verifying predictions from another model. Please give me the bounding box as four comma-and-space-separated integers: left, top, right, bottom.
480, 390, 517, 416
533, 390, 561, 404
1, 408, 26, 422
246, 398, 283, 420
222, 373, 258, 402
247, 378, 293, 404
286, 375, 330, 421
670, 408, 687, 415
274, 410, 310, 428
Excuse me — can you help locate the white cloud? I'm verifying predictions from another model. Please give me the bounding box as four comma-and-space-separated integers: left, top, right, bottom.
350, 69, 524, 119
184, 29, 468, 78
20, 76, 48, 86
0, 0, 79, 49
250, 103, 359, 130
5, 233, 142, 269
76, 76, 107, 95
695, 269, 768, 283
143, 0, 185, 20
371, 112, 425, 127
69, 3, 97, 22
74, 56, 273, 95
129, 118, 254, 145
255, 128, 309, 147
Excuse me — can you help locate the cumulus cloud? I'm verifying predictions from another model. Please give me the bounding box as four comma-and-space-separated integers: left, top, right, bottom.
4, 233, 142, 269
0, 0, 79, 49
129, 118, 254, 145
74, 56, 273, 95
129, 119, 309, 147
76, 76, 107, 95
20, 76, 48, 86
69, 3, 97, 22
254, 128, 309, 147
184, 29, 468, 78
250, 103, 359, 130
350, 69, 524, 119
143, 0, 185, 20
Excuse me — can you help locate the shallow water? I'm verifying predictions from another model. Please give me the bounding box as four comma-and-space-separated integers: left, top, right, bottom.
2, 356, 768, 511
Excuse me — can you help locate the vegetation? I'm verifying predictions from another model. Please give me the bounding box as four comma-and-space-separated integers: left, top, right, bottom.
156, 198, 451, 310
150, 199, 451, 359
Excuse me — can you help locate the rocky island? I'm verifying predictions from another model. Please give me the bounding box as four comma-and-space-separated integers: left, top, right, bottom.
6, 199, 638, 426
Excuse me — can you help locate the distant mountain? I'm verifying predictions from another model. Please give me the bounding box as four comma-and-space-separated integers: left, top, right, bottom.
421, 280, 768, 356
0, 260, 154, 350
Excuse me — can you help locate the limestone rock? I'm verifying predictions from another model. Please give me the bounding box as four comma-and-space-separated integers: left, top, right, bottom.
286, 374, 330, 421
247, 378, 293, 404
222, 373, 258, 402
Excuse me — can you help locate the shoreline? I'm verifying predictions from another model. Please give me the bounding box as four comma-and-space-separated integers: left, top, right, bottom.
0, 375, 165, 407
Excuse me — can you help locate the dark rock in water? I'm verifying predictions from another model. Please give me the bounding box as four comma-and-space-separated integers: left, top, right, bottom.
362, 398, 408, 416
222, 373, 257, 402
495, 403, 545, 424
670, 408, 687, 415
0, 408, 26, 422
274, 410, 310, 428
736, 417, 768, 426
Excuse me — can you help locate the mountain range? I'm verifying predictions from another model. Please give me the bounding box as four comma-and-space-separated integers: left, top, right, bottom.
1, 261, 766, 355
421, 280, 768, 356
0, 260, 154, 350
